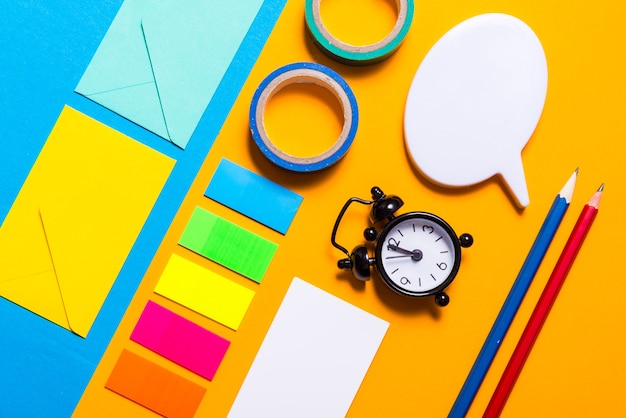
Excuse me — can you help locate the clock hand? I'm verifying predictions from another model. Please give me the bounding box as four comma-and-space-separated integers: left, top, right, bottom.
387, 244, 413, 255
387, 243, 423, 261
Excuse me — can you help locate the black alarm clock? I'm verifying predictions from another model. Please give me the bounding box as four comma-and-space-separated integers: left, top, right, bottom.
331, 187, 473, 306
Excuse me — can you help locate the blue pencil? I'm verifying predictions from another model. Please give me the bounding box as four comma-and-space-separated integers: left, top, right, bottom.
449, 169, 577, 417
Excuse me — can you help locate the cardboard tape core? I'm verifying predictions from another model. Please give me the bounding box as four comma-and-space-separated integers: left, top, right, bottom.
305, 0, 414, 64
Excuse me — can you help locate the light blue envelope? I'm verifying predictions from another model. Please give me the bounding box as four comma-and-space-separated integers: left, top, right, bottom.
75, 0, 264, 149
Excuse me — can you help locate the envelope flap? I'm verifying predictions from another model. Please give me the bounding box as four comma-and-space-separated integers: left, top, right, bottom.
0, 118, 79, 330
41, 184, 129, 337
140, 1, 265, 148
91, 82, 173, 142
76, 0, 155, 95
0, 206, 70, 331
40, 162, 172, 337
0, 205, 55, 285
75, 0, 171, 142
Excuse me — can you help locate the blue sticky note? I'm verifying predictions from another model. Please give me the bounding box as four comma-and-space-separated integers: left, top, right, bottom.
206, 159, 303, 234
75, 0, 266, 149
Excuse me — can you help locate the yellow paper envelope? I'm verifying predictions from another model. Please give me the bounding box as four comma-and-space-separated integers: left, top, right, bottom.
0, 106, 174, 337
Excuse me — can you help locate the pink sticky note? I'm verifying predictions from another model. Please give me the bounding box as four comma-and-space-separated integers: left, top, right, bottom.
131, 300, 230, 380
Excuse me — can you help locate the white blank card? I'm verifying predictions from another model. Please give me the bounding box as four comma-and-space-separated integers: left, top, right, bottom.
228, 277, 389, 418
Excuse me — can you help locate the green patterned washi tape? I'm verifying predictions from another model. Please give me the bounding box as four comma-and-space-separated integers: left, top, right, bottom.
304, 0, 414, 65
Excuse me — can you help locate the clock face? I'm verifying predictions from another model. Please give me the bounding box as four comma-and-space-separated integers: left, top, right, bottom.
374, 212, 461, 297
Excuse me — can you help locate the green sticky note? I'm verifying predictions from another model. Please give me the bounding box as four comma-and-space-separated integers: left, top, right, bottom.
179, 207, 277, 283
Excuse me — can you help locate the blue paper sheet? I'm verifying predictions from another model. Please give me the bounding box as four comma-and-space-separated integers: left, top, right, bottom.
0, 1, 287, 416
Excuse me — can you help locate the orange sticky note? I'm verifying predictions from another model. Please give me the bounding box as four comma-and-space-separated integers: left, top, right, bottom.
105, 350, 206, 418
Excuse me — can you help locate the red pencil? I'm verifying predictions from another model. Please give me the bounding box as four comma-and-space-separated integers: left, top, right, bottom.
483, 184, 604, 418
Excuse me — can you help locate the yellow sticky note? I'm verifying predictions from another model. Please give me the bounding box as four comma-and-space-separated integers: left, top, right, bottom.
154, 254, 255, 330
0, 106, 174, 337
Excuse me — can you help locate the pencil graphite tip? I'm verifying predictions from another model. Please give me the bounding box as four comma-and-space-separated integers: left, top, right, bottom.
588, 184, 604, 209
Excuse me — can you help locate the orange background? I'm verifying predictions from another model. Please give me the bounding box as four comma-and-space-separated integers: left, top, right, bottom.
74, 0, 626, 416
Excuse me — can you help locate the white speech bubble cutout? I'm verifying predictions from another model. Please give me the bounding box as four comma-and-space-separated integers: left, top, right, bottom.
404, 13, 547, 208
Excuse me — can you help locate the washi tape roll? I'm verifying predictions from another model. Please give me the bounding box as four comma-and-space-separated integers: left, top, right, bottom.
304, 0, 414, 65
250, 62, 358, 172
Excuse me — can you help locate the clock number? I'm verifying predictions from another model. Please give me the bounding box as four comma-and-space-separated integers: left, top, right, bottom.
437, 262, 448, 271
422, 225, 434, 234
387, 237, 400, 249
400, 277, 411, 286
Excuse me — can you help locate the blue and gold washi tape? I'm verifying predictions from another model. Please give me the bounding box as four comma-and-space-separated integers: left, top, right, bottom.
250, 62, 358, 172
305, 0, 414, 65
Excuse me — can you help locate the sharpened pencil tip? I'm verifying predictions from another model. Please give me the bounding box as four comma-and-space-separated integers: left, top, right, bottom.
559, 169, 578, 203
588, 184, 604, 209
